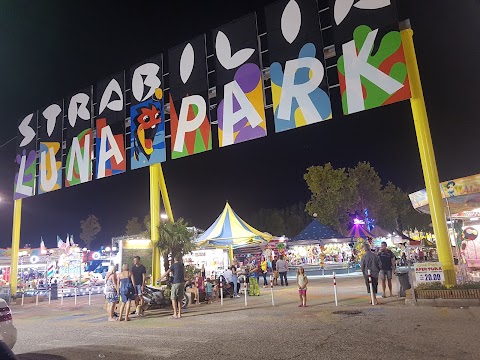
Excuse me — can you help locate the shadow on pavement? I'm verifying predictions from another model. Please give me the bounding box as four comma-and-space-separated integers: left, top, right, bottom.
17, 354, 66, 360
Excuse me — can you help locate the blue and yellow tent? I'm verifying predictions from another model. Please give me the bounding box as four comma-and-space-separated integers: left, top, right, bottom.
196, 203, 272, 255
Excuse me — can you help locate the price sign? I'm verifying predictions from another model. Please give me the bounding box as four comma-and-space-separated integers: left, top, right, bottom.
414, 262, 445, 283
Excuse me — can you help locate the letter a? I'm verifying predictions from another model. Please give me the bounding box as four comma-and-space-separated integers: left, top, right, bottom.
96, 125, 124, 179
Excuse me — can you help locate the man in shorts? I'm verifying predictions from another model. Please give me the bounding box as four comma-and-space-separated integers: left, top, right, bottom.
161, 255, 185, 318
361, 243, 380, 305
131, 256, 146, 311
378, 241, 396, 297
272, 256, 279, 286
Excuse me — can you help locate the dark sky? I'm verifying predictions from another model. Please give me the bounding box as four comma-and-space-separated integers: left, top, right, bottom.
1, 1, 479, 249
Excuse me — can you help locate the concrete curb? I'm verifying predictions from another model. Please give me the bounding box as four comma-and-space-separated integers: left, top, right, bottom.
405, 298, 480, 307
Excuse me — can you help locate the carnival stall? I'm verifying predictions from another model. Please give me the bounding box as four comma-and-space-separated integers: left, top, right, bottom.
288, 220, 352, 267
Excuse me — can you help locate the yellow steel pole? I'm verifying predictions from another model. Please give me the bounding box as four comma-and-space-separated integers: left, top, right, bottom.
158, 165, 174, 222
10, 199, 22, 297
229, 245, 234, 265
401, 27, 456, 287
150, 164, 161, 285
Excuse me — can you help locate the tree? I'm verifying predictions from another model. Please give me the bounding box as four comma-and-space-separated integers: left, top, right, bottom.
304, 163, 358, 234
124, 217, 144, 236
157, 218, 195, 271
348, 162, 384, 227
80, 214, 101, 247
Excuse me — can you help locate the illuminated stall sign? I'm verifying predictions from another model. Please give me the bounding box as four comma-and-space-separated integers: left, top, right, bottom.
64, 86, 93, 187
130, 55, 166, 170
169, 35, 212, 159
213, 13, 267, 147
329, 0, 410, 115
37, 100, 63, 194
266, 0, 332, 133
95, 72, 126, 179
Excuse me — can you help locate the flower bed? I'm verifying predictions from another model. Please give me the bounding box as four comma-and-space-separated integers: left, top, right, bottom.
415, 289, 480, 299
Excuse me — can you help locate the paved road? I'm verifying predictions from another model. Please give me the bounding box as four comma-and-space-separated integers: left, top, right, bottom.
10, 275, 480, 360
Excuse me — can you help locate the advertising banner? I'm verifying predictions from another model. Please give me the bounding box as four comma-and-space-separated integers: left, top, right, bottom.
213, 13, 267, 147
266, 0, 332, 132
169, 35, 212, 159
414, 262, 445, 283
130, 55, 166, 170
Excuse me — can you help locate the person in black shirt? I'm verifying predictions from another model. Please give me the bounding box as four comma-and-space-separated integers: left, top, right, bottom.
272, 256, 278, 286
131, 256, 147, 310
378, 242, 396, 297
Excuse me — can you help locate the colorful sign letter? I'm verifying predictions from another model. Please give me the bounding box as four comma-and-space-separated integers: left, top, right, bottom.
330, 0, 411, 115
169, 35, 211, 159
266, 0, 332, 132
14, 113, 37, 199
213, 13, 267, 147
130, 55, 165, 170
38, 100, 63, 194
95, 72, 126, 178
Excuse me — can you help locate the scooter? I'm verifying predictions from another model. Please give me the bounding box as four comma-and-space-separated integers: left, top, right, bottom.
142, 282, 189, 310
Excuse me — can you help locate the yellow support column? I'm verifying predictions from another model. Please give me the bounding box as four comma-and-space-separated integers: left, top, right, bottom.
158, 164, 174, 222
229, 245, 234, 265
10, 199, 22, 297
150, 164, 161, 285
401, 27, 456, 287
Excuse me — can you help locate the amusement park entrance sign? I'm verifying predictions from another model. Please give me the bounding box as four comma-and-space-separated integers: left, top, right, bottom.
13, 0, 410, 199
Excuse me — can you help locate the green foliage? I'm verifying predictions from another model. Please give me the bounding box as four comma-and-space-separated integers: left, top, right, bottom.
415, 281, 480, 290
248, 202, 310, 237
157, 218, 195, 271
124, 217, 144, 236
304, 163, 358, 234
79, 214, 101, 247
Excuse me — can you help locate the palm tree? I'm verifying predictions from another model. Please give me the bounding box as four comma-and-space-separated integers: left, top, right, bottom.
157, 218, 195, 271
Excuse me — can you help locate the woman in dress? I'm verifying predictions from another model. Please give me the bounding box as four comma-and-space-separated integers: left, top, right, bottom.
105, 265, 119, 322
117, 264, 135, 321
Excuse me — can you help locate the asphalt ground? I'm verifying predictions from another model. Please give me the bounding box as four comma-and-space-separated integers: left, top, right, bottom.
10, 275, 480, 360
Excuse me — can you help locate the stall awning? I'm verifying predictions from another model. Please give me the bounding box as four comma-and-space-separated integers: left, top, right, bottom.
196, 202, 272, 249
290, 219, 351, 246
347, 225, 374, 239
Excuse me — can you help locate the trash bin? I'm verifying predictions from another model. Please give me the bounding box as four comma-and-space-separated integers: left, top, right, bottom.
50, 283, 58, 300
396, 270, 411, 297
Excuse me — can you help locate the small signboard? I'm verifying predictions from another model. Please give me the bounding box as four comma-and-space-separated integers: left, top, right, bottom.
414, 262, 445, 283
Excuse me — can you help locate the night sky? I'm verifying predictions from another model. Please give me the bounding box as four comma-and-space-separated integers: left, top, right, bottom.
1, 1, 479, 249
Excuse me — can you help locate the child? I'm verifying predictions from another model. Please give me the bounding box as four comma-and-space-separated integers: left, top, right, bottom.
296, 267, 308, 307
205, 278, 213, 304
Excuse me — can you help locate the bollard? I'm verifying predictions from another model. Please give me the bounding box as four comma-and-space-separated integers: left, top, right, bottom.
88, 287, 91, 306
244, 279, 247, 306
270, 275, 274, 306
35, 292, 39, 306
333, 271, 338, 306
220, 281, 223, 306
368, 269, 375, 305
60, 284, 64, 306
195, 277, 199, 305
21, 292, 24, 306
48, 286, 51, 305
74, 286, 77, 305
322, 267, 325, 276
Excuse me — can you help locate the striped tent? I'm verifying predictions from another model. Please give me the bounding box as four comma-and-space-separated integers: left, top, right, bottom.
195, 202, 272, 249
347, 225, 374, 239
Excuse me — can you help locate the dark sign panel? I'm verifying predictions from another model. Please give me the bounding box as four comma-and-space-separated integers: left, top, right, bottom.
213, 13, 267, 147
169, 35, 211, 159
14, 113, 37, 199
37, 100, 63, 194
329, 0, 410, 114
64, 86, 93, 187
95, 72, 126, 179
266, 0, 332, 132
130, 55, 166, 170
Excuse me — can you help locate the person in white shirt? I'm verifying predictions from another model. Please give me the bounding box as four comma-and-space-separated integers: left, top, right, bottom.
223, 267, 234, 298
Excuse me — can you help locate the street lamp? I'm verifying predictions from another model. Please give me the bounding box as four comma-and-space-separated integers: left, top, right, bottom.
161, 213, 168, 220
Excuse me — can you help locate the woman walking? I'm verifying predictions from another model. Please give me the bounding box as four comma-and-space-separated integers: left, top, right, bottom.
296, 267, 308, 307
117, 264, 135, 321
260, 256, 268, 288
105, 265, 119, 321
231, 265, 240, 298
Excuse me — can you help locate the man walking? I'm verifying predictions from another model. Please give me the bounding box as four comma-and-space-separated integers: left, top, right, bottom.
161, 255, 185, 319
272, 255, 278, 286
378, 241, 396, 297
132, 256, 146, 312
276, 255, 288, 286
361, 243, 380, 305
